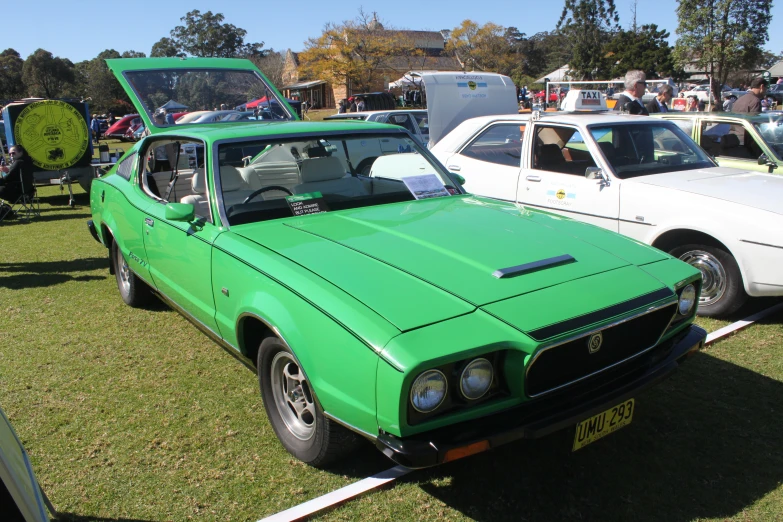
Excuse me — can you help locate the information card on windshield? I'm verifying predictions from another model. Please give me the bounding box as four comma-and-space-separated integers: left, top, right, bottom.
286, 192, 329, 216
402, 174, 451, 200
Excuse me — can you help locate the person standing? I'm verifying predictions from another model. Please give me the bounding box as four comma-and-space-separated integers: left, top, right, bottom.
646, 84, 673, 113
613, 70, 650, 115
356, 97, 366, 112
90, 115, 101, 144
686, 96, 700, 112
732, 77, 766, 112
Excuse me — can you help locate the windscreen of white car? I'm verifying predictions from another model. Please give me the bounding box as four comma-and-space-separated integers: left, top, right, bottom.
217, 133, 463, 225
588, 122, 716, 178
123, 68, 295, 127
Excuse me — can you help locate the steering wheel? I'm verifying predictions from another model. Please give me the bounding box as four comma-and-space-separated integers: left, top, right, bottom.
242, 185, 293, 204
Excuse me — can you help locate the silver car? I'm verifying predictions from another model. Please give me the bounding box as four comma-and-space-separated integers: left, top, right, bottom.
325, 110, 429, 146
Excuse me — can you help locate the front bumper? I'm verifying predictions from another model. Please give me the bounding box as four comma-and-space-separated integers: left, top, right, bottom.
376, 325, 706, 468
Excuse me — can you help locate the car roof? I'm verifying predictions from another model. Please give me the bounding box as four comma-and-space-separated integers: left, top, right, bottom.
654, 112, 778, 123
325, 110, 427, 120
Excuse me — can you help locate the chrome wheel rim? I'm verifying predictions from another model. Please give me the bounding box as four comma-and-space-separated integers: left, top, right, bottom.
117, 250, 131, 296
270, 351, 315, 441
678, 250, 726, 306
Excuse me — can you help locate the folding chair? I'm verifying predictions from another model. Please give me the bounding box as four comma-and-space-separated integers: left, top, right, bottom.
0, 168, 40, 223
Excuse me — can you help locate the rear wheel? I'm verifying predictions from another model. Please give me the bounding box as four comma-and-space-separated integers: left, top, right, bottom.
669, 243, 747, 317
257, 337, 357, 466
112, 240, 153, 307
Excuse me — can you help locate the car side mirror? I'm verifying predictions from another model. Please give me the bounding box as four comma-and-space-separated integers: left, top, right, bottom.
165, 202, 195, 222
585, 167, 610, 185
452, 174, 466, 186
758, 153, 778, 173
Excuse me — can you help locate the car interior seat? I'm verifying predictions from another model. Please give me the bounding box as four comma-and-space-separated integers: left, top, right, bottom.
219, 166, 256, 207
292, 156, 368, 197
537, 143, 566, 169
720, 133, 744, 157
180, 169, 209, 218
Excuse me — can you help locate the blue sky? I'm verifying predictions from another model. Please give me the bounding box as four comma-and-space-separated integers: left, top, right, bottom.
6, 0, 782, 65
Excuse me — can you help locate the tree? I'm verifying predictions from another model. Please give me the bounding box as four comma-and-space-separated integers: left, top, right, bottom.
299, 10, 421, 94
151, 37, 182, 58
121, 50, 147, 58
170, 10, 264, 57
605, 24, 676, 78
445, 20, 515, 74
557, 0, 620, 79
674, 0, 772, 104
22, 49, 75, 98
530, 31, 573, 79
0, 49, 25, 100
250, 50, 286, 88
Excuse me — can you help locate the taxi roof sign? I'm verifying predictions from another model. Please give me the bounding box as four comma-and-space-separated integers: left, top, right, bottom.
561, 90, 608, 111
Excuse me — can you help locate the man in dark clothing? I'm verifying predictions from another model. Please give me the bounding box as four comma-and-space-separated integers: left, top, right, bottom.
646, 84, 673, 113
0, 145, 35, 211
732, 77, 766, 112
613, 70, 650, 115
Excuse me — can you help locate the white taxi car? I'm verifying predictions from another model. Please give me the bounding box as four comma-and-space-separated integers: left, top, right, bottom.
430, 91, 783, 317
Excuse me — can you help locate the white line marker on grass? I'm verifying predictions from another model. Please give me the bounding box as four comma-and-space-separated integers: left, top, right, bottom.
260, 302, 783, 522
258, 465, 412, 522
705, 302, 783, 344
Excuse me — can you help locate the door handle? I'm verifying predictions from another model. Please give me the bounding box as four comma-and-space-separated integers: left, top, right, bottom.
144, 218, 154, 227
526, 175, 541, 182
447, 165, 461, 171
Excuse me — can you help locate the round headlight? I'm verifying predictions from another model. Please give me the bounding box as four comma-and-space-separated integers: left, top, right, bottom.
410, 370, 447, 413
679, 284, 697, 315
460, 358, 494, 400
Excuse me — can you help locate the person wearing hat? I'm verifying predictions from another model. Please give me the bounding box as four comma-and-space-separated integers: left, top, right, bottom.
732, 78, 766, 112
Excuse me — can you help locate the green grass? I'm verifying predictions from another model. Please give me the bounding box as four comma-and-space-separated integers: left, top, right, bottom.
0, 185, 781, 521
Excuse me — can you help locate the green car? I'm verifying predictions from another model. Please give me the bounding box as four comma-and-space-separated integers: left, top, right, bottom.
653, 111, 783, 174
87, 58, 706, 468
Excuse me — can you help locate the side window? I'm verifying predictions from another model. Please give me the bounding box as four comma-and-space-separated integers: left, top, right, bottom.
670, 119, 694, 137
461, 124, 524, 167
721, 123, 761, 160
115, 152, 136, 181
140, 139, 210, 222
387, 114, 417, 134
533, 125, 596, 175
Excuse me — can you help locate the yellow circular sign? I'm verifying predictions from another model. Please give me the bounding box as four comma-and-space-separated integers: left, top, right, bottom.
556, 189, 566, 200
13, 100, 89, 171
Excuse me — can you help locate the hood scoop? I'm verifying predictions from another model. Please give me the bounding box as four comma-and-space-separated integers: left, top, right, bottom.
493, 254, 576, 279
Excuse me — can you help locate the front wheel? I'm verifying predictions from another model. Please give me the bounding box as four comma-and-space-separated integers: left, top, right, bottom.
257, 337, 358, 466
669, 243, 747, 317
112, 240, 153, 307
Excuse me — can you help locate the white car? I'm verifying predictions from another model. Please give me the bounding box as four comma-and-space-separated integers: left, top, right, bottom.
325, 110, 430, 145
430, 101, 783, 317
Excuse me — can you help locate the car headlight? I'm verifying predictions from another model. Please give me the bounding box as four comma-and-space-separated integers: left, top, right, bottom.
460, 358, 494, 400
410, 370, 447, 413
679, 284, 696, 315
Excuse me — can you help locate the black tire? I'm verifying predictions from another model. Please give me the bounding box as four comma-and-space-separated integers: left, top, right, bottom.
257, 337, 358, 467
669, 243, 747, 317
112, 240, 154, 307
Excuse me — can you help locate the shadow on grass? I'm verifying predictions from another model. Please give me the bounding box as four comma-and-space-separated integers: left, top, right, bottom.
0, 210, 92, 226
0, 257, 109, 289
54, 514, 156, 522
412, 352, 783, 522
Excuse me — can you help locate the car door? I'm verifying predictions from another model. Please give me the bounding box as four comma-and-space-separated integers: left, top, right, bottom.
441, 122, 524, 202
518, 124, 620, 231
138, 137, 221, 333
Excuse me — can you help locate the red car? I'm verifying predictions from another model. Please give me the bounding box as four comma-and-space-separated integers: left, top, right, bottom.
104, 114, 140, 141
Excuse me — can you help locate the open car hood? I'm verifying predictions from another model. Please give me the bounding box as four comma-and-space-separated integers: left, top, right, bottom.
105, 57, 296, 135
630, 167, 783, 215
233, 196, 671, 332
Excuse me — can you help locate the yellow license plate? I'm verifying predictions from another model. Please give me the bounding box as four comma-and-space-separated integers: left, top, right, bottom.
572, 398, 634, 451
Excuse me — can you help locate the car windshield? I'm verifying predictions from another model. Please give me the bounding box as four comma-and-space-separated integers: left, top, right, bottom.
123, 68, 294, 128
588, 122, 715, 178
754, 120, 783, 160
218, 133, 462, 226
